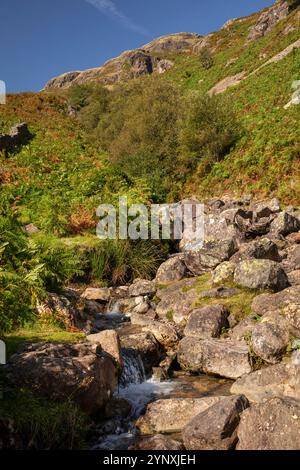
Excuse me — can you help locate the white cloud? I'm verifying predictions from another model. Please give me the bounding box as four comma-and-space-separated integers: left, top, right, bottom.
85, 0, 148, 36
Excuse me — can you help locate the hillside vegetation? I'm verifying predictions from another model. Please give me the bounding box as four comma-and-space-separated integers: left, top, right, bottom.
0, 0, 300, 334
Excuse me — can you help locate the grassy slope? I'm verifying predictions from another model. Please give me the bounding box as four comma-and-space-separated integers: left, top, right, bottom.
164, 6, 300, 203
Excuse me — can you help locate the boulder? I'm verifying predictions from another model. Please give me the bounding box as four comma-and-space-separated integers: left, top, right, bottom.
120, 333, 161, 373
234, 259, 289, 291
237, 398, 300, 450
156, 279, 199, 326
229, 316, 257, 342
212, 262, 235, 285
287, 270, 300, 286
86, 330, 123, 367
36, 293, 86, 331
178, 337, 252, 379
198, 286, 240, 299
230, 238, 281, 263
130, 310, 158, 326
136, 397, 224, 434
282, 245, 300, 273
131, 435, 184, 451
250, 198, 281, 217
251, 313, 290, 364
184, 239, 237, 276
233, 209, 274, 237
269, 211, 300, 238
81, 287, 111, 302
184, 305, 229, 339
5, 342, 118, 415
155, 256, 187, 284
230, 358, 300, 402
182, 395, 249, 450
128, 279, 156, 297
251, 287, 300, 337
104, 397, 132, 419
143, 321, 179, 350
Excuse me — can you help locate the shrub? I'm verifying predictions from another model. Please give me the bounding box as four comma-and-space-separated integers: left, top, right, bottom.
199, 47, 214, 70
178, 93, 240, 178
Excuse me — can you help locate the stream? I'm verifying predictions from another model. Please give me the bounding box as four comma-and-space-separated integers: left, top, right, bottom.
89, 313, 232, 450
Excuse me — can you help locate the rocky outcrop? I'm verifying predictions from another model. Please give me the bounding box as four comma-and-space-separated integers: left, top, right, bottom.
36, 293, 87, 331
248, 0, 300, 41
136, 396, 224, 434
44, 34, 201, 90
182, 395, 249, 450
5, 342, 118, 415
0, 123, 31, 155
237, 397, 300, 450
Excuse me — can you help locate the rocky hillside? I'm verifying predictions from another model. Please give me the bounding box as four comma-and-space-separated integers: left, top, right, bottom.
3, 196, 300, 450
45, 0, 300, 90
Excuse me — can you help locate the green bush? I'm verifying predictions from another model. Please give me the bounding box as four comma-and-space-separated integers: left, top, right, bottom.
178, 93, 240, 178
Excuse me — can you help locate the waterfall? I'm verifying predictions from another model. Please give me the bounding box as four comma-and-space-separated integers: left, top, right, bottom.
119, 349, 146, 388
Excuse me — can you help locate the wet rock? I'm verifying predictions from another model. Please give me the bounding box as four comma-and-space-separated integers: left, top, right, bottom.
143, 321, 179, 350
156, 256, 187, 284
184, 239, 237, 276
237, 397, 300, 450
251, 313, 290, 364
183, 395, 249, 450
131, 435, 184, 451
269, 211, 300, 238
128, 279, 156, 297
178, 337, 252, 379
105, 397, 132, 419
81, 287, 111, 302
231, 358, 300, 402
86, 330, 123, 367
120, 333, 161, 373
234, 259, 289, 291
136, 397, 224, 434
212, 262, 235, 285
5, 342, 118, 415
184, 305, 229, 339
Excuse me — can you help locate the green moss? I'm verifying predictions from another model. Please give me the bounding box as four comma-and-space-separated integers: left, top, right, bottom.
193, 287, 261, 322
166, 310, 174, 322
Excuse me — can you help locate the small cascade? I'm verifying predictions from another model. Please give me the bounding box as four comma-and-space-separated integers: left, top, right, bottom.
119, 349, 146, 388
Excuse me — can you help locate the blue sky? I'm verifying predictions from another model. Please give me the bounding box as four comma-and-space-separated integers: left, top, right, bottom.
0, 0, 273, 92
